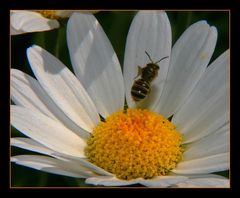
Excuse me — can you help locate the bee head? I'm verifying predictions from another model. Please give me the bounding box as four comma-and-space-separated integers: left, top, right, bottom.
145, 51, 169, 67
147, 63, 160, 70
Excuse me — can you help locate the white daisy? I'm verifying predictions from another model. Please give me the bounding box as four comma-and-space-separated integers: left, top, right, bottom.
11, 11, 230, 187
11, 10, 79, 35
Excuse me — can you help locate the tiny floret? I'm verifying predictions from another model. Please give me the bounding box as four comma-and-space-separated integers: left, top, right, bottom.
85, 109, 183, 180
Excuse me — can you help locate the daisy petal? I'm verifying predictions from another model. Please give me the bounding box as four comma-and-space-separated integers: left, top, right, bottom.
67, 13, 124, 117
183, 124, 229, 160
172, 50, 229, 143
124, 11, 171, 109
85, 176, 141, 186
11, 155, 95, 178
27, 45, 100, 133
172, 152, 229, 174
54, 152, 113, 176
11, 69, 58, 119
11, 69, 90, 138
175, 178, 229, 188
11, 105, 87, 158
11, 138, 111, 175
174, 174, 229, 188
138, 176, 187, 187
86, 175, 187, 187
11, 137, 56, 156
11, 11, 59, 34
155, 21, 217, 118
11, 26, 24, 35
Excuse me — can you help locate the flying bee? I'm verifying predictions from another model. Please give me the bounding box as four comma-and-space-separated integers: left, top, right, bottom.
131, 51, 169, 102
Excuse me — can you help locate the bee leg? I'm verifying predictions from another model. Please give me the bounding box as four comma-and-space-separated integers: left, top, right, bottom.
134, 66, 143, 79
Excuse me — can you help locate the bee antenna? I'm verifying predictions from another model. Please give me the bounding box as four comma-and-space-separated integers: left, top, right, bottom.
145, 51, 154, 63
155, 56, 169, 64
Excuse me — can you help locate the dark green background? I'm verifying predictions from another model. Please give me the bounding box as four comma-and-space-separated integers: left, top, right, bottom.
11, 11, 229, 187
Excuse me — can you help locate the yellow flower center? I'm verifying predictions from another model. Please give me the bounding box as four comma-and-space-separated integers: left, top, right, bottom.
35, 10, 62, 20
85, 108, 184, 180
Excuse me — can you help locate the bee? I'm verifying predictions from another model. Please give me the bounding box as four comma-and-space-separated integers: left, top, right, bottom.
131, 51, 169, 102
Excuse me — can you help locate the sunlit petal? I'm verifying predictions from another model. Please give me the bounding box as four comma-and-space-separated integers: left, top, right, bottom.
173, 174, 229, 188
172, 153, 229, 174
67, 13, 124, 117
11, 155, 96, 178
173, 50, 229, 143
11, 105, 87, 158
124, 11, 171, 109
155, 21, 217, 118
27, 45, 100, 134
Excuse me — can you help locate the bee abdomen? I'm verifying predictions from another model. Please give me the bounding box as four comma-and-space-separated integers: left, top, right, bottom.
131, 79, 150, 101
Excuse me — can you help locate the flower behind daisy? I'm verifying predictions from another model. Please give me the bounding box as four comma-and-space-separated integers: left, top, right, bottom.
10, 10, 98, 35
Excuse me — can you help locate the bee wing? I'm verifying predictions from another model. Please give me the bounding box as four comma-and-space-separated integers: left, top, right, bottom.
134, 66, 143, 79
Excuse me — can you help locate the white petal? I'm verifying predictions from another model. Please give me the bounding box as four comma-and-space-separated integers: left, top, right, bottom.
183, 124, 229, 160
86, 175, 187, 187
86, 176, 140, 186
155, 21, 217, 118
11, 26, 24, 35
173, 50, 230, 143
67, 13, 124, 117
11, 137, 56, 156
182, 173, 228, 179
123, 11, 171, 109
11, 105, 87, 158
11, 69, 57, 119
11, 10, 59, 34
175, 178, 229, 188
172, 152, 229, 174
138, 176, 187, 187
27, 45, 100, 133
11, 69, 90, 139
54, 152, 113, 176
174, 174, 229, 188
11, 137, 111, 176
11, 155, 95, 178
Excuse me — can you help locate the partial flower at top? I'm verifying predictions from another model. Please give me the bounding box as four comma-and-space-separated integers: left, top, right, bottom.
10, 10, 97, 35
11, 11, 230, 187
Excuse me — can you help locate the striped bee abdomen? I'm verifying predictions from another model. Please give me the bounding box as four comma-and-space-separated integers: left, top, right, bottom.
131, 79, 150, 101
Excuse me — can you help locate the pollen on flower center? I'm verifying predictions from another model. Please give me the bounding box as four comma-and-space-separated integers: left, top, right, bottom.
85, 108, 184, 180
35, 10, 62, 20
